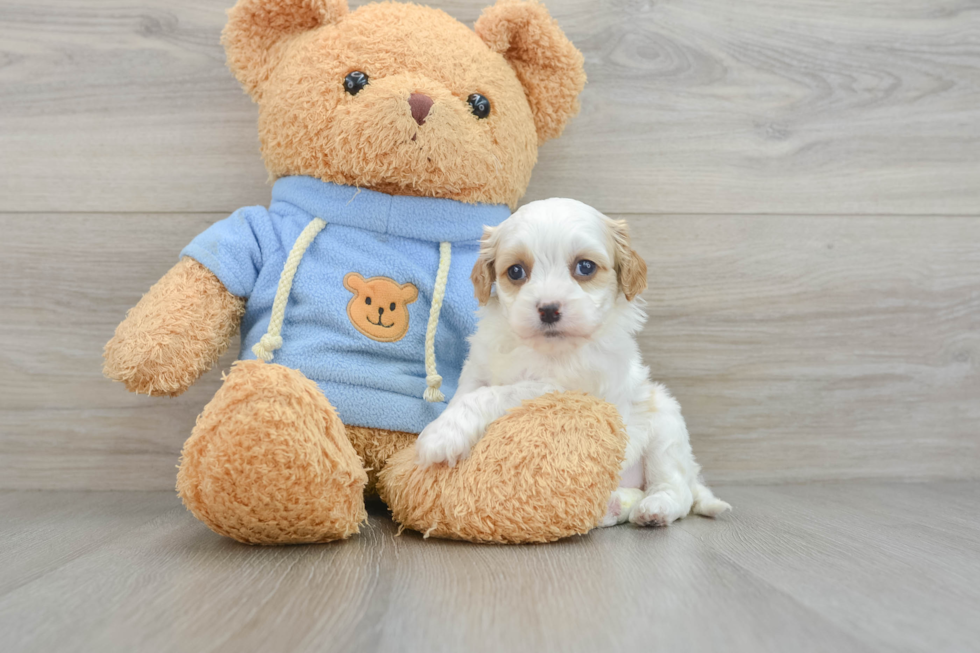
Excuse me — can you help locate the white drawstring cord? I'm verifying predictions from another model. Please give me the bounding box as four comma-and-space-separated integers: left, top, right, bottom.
251, 218, 328, 362
423, 241, 451, 402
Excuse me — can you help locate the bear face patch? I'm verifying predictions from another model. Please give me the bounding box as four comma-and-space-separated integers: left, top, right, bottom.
343, 272, 419, 343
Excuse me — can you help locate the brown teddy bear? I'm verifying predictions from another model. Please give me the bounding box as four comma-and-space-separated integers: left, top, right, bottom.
103, 0, 627, 544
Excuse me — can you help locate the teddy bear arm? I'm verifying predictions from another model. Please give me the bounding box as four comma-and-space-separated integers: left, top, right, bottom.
103, 257, 246, 397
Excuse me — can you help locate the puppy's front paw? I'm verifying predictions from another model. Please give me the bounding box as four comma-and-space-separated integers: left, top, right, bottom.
415, 411, 480, 468
629, 490, 688, 528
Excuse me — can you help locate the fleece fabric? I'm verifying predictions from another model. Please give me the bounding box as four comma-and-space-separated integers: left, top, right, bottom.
182, 175, 510, 433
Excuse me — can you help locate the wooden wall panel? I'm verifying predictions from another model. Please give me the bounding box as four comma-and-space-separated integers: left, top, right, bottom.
2, 0, 978, 489
1, 213, 976, 489
1, 0, 978, 215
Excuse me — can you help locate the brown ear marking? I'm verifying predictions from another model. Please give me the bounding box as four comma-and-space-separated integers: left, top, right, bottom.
475, 0, 586, 145
223, 0, 349, 99
610, 219, 648, 301
471, 226, 498, 305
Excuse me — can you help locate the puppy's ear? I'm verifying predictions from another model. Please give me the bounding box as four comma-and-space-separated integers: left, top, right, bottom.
476, 0, 586, 145
224, 0, 348, 99
610, 219, 648, 301
471, 226, 498, 305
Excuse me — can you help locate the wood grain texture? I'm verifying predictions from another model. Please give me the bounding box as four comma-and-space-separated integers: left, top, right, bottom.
0, 213, 237, 490
1, 484, 978, 652
0, 491, 179, 596
1, 213, 977, 489
1, 0, 978, 214
631, 213, 980, 482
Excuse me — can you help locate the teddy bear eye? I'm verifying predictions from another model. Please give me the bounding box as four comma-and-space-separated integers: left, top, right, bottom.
364, 296, 372, 305
344, 71, 369, 96
467, 93, 491, 119
389, 302, 396, 311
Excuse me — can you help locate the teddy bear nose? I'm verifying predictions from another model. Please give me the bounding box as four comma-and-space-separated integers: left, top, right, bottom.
408, 93, 433, 126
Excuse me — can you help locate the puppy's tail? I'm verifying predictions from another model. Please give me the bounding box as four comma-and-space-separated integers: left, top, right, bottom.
692, 481, 731, 518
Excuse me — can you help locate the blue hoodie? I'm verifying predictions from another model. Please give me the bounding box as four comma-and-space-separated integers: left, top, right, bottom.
181, 175, 510, 433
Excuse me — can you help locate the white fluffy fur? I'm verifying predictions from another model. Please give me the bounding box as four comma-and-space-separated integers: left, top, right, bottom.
415, 198, 730, 527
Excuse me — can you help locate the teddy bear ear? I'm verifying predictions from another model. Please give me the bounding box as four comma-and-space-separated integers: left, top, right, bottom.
400, 283, 419, 304
223, 0, 349, 99
476, 0, 586, 144
343, 271, 365, 293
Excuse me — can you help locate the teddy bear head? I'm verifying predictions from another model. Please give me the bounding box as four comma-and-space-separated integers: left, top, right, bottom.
343, 272, 419, 342
223, 0, 586, 208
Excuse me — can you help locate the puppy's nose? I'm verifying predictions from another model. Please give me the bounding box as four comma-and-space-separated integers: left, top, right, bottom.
538, 303, 561, 325
408, 93, 433, 126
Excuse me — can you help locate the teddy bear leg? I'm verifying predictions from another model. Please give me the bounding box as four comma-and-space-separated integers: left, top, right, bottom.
378, 392, 628, 544
346, 426, 417, 496
177, 359, 367, 545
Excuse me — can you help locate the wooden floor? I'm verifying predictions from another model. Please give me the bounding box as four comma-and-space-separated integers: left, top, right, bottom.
2, 483, 979, 653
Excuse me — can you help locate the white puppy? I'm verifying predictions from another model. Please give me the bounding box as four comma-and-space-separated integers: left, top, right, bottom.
415, 198, 730, 527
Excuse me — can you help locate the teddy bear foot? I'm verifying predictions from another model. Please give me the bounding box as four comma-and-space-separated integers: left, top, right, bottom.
378, 392, 627, 544
177, 360, 367, 544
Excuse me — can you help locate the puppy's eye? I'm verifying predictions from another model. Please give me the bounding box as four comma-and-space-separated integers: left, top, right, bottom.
365, 296, 372, 305
575, 260, 597, 277
389, 302, 396, 311
467, 93, 491, 119
344, 71, 369, 95
506, 264, 526, 281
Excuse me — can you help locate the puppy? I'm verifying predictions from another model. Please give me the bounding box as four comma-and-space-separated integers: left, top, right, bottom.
415, 198, 730, 527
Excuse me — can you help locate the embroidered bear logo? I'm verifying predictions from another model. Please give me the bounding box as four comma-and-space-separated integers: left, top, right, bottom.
343, 272, 419, 343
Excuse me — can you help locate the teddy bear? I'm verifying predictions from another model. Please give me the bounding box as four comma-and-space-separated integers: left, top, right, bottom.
103, 0, 628, 545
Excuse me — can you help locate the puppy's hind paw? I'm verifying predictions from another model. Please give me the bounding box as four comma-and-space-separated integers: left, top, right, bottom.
599, 488, 644, 527
629, 491, 686, 528
694, 497, 732, 518
692, 482, 731, 518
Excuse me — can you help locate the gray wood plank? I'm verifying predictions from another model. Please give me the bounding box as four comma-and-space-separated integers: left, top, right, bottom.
0, 489, 870, 653
2, 213, 978, 489
679, 482, 980, 652
0, 490, 179, 595
1, 0, 978, 214
631, 213, 980, 483
2, 485, 978, 652
0, 213, 238, 490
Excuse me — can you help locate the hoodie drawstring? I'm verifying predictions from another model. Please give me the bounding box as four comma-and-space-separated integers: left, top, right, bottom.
252, 220, 449, 404
252, 218, 328, 362
423, 241, 451, 403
